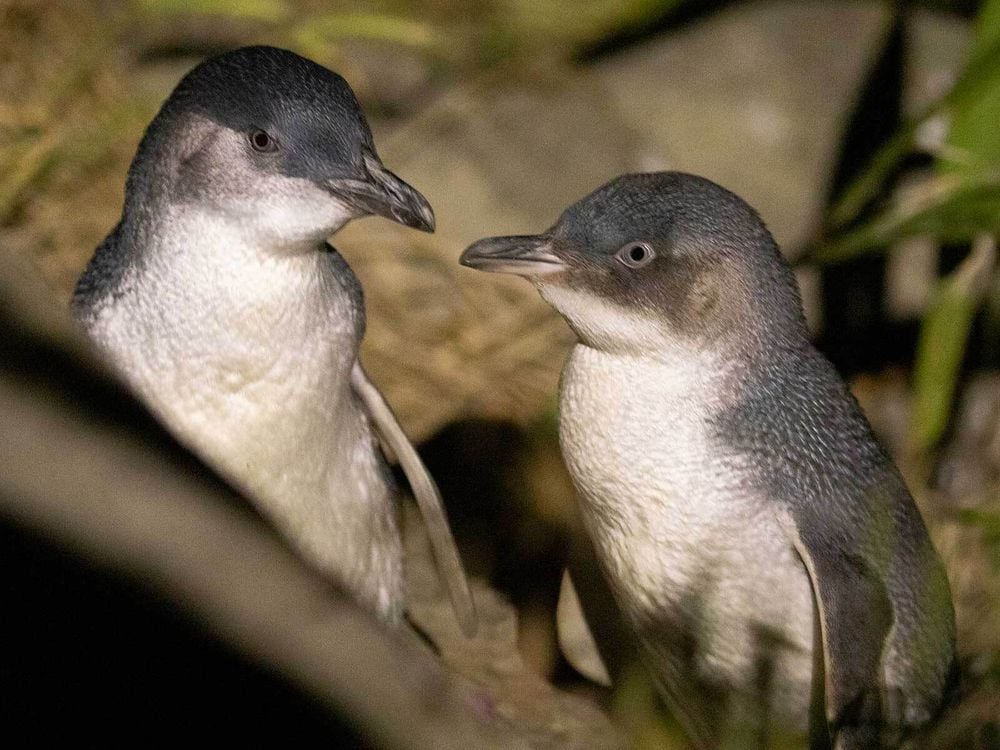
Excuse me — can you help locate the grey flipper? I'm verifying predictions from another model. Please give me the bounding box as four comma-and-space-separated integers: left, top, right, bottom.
351, 363, 478, 636
789, 529, 893, 750
719, 345, 947, 748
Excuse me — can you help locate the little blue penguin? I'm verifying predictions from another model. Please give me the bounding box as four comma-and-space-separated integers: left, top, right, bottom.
461, 172, 956, 748
73, 46, 475, 634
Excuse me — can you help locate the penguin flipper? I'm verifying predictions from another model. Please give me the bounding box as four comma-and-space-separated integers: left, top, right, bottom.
350, 363, 478, 636
556, 570, 612, 686
789, 529, 893, 750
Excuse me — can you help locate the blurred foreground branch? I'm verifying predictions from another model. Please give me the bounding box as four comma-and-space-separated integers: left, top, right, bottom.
0, 248, 624, 747
0, 248, 495, 745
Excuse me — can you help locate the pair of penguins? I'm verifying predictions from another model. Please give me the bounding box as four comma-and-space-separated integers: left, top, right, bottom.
73, 47, 956, 749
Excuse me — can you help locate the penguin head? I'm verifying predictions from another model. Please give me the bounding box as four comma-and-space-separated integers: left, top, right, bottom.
461, 172, 807, 356
126, 46, 434, 246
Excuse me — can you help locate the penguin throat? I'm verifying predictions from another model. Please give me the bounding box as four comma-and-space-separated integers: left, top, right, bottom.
98, 207, 365, 403
537, 283, 701, 360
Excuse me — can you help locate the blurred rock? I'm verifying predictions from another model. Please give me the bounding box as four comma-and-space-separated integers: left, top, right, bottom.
887, 233, 938, 321
905, 7, 970, 114
335, 39, 436, 114
404, 505, 626, 749
0, 249, 489, 747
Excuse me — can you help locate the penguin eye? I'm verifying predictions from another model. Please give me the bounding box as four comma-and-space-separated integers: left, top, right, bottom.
616, 241, 655, 268
249, 129, 278, 153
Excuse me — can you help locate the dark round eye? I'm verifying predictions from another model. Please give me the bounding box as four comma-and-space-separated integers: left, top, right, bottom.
616, 241, 655, 268
249, 129, 277, 153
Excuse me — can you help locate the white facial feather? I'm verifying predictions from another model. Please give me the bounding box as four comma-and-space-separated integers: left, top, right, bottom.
184, 121, 358, 249
230, 173, 357, 248
537, 283, 670, 356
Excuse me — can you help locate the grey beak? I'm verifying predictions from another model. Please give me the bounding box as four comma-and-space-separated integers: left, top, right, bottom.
459, 234, 565, 276
329, 151, 435, 233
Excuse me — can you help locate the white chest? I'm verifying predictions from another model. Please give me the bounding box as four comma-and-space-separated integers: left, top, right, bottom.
559, 345, 747, 604
83, 218, 402, 619
92, 229, 355, 484
558, 344, 814, 702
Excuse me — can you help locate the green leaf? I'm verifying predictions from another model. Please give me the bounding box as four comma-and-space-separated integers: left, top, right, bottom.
825, 126, 915, 231
292, 13, 442, 51
826, 4, 1000, 231
136, 0, 291, 22
965, 0, 1000, 71
809, 173, 1000, 264
941, 0, 1000, 174
499, 0, 678, 46
910, 236, 997, 451
906, 1, 1000, 452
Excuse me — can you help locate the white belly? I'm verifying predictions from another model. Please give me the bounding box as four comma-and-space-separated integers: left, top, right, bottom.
558, 343, 814, 723
159, 364, 402, 623
83, 236, 403, 621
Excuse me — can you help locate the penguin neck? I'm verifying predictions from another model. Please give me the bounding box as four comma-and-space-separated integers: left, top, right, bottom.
567, 338, 744, 416
137, 201, 354, 317
562, 311, 806, 417
95, 203, 365, 426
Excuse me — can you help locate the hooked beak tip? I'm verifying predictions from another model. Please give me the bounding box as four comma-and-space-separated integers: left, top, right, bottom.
366, 154, 435, 233
375, 188, 434, 233
458, 244, 482, 268
405, 198, 436, 233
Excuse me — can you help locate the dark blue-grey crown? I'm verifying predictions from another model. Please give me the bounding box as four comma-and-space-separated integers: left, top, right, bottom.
554, 172, 771, 254
166, 46, 371, 145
